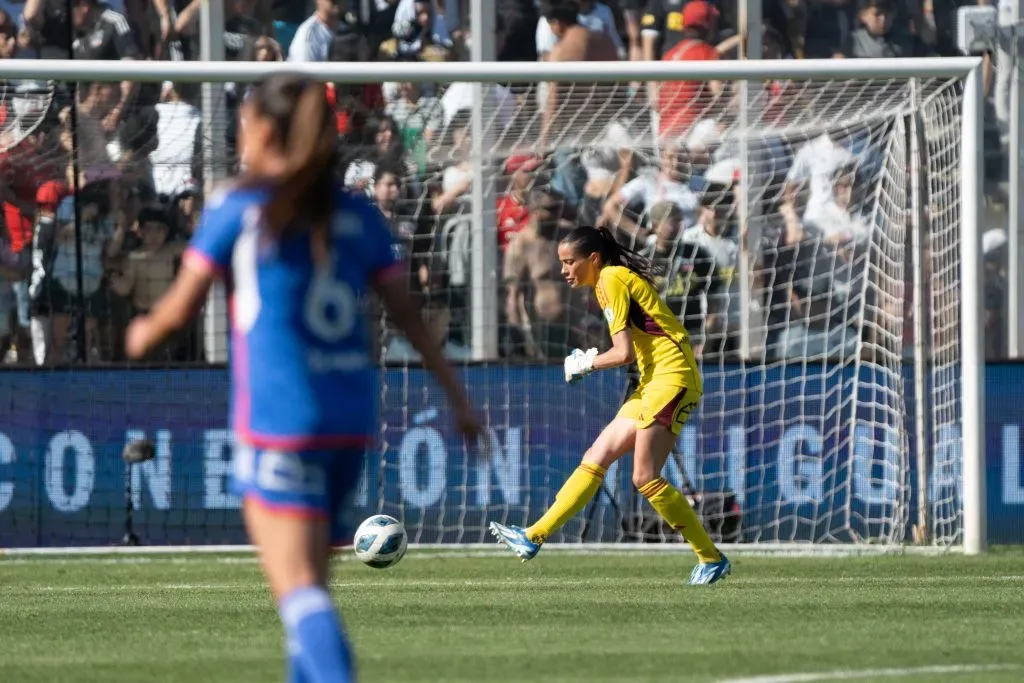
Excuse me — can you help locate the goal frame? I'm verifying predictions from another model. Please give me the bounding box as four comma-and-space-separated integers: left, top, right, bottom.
0, 56, 987, 555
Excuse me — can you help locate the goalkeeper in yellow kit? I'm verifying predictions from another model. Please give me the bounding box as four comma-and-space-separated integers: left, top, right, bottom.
489, 225, 731, 585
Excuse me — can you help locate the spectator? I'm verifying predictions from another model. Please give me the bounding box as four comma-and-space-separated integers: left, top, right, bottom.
983, 228, 1007, 358
643, 200, 724, 338
431, 111, 472, 215
169, 178, 200, 239
496, 0, 538, 62
842, 0, 916, 58
681, 182, 738, 356
69, 0, 139, 134
577, 142, 628, 226
385, 81, 443, 150
802, 163, 870, 246
784, 131, 857, 225
326, 34, 385, 140
537, 1, 619, 148
763, 180, 813, 355
656, 1, 724, 144
343, 115, 405, 197
799, 0, 856, 59
602, 142, 697, 245
223, 0, 263, 61
289, 0, 343, 62
536, 0, 624, 61
773, 232, 861, 360
439, 78, 518, 138
108, 206, 184, 350
497, 153, 542, 252
389, 0, 452, 60
22, 0, 73, 59
0, 9, 18, 59
251, 34, 284, 62
59, 83, 116, 182
173, 0, 259, 62
30, 187, 117, 364
0, 218, 28, 362
503, 188, 583, 358
365, 0, 401, 58
642, 0, 733, 60
373, 160, 418, 262
150, 82, 202, 200
269, 0, 310, 55
619, 0, 644, 62
110, 106, 159, 196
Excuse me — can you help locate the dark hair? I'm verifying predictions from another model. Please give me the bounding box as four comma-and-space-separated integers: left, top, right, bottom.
560, 225, 654, 283
374, 160, 405, 185
246, 74, 337, 264
700, 182, 735, 210
858, 0, 893, 12
543, 1, 580, 25
137, 207, 168, 227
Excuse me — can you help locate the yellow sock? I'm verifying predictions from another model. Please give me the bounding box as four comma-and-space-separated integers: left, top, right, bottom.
526, 463, 606, 543
639, 478, 721, 564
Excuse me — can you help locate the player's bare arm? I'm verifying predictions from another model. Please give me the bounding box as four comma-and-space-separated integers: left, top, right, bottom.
125, 260, 212, 359
374, 273, 482, 443
593, 329, 635, 370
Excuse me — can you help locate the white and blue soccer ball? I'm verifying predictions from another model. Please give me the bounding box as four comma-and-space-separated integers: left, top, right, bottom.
353, 515, 408, 569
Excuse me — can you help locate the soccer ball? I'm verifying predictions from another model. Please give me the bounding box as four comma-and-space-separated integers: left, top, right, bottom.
353, 515, 408, 569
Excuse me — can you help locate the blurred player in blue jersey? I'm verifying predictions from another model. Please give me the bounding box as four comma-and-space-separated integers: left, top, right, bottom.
125, 74, 481, 683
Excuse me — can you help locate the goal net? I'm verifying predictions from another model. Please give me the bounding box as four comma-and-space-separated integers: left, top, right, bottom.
0, 60, 983, 551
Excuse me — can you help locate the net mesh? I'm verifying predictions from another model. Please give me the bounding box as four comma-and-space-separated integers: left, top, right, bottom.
0, 72, 966, 548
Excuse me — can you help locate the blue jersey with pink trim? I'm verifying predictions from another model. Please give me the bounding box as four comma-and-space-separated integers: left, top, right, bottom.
184, 184, 400, 449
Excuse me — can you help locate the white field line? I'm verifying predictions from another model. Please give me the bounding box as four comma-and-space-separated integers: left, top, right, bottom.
0, 542, 963, 559
716, 664, 1021, 683
3, 576, 1023, 592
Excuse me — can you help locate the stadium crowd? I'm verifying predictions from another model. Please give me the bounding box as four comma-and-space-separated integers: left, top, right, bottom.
0, 0, 1011, 365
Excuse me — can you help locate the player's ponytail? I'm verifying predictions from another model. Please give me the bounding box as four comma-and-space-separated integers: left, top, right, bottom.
248, 75, 338, 265
561, 225, 654, 284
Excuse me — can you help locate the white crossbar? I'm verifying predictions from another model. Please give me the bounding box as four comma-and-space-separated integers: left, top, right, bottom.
0, 57, 983, 84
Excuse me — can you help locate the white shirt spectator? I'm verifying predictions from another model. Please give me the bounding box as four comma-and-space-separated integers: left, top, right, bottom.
786, 134, 856, 217
681, 224, 738, 318
288, 13, 334, 62
440, 82, 517, 130
150, 99, 202, 198
392, 0, 452, 58
681, 226, 738, 275
535, 2, 624, 58
618, 170, 698, 217
803, 200, 871, 244
442, 165, 472, 197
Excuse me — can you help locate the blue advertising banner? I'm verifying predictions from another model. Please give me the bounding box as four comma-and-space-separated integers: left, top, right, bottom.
0, 364, 1020, 547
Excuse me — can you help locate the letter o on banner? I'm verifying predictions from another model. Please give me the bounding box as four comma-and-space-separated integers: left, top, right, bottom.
399, 427, 446, 508
45, 430, 95, 513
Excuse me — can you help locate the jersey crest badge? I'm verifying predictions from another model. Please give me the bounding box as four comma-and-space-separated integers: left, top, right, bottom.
603, 307, 614, 324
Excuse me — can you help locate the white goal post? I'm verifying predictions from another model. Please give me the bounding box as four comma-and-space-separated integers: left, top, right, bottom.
0, 57, 986, 554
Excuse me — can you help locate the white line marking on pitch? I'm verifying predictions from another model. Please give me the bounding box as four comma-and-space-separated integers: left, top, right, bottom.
5, 576, 1024, 594
716, 664, 1020, 683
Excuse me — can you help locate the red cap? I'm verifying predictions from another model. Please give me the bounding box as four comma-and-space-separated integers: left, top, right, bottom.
682, 1, 720, 30
36, 180, 69, 208
505, 154, 542, 174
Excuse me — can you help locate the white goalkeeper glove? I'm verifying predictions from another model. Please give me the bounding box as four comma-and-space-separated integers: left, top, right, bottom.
564, 348, 598, 384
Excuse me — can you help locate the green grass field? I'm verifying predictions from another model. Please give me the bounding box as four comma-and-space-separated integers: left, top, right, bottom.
1, 548, 1022, 683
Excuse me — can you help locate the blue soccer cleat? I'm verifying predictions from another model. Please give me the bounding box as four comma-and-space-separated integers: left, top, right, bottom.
488, 522, 541, 562
688, 554, 731, 585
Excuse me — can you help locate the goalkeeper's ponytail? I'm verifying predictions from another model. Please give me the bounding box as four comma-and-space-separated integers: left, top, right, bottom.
561, 225, 654, 284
